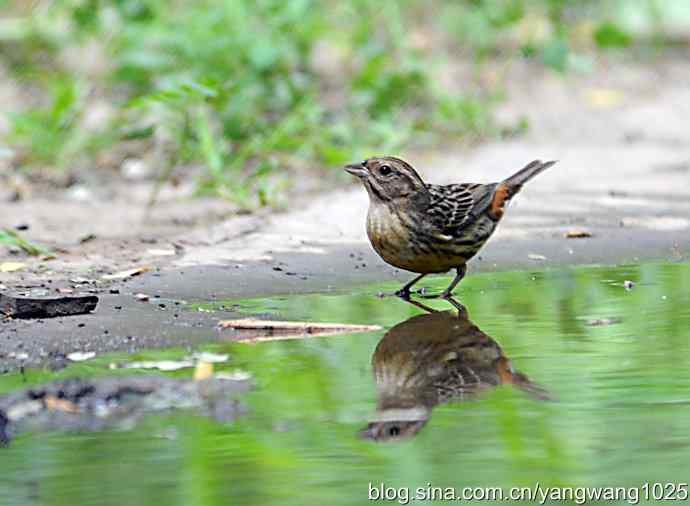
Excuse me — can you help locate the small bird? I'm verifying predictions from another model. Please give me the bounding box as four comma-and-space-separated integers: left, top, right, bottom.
345, 157, 556, 298
359, 298, 546, 441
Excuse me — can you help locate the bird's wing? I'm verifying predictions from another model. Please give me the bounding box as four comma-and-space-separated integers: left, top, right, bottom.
427, 183, 496, 235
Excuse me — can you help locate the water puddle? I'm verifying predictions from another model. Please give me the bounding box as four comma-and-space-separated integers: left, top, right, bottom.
1, 261, 689, 504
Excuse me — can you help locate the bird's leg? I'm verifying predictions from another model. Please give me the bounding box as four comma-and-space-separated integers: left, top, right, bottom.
395, 273, 427, 298
444, 296, 467, 315
419, 265, 467, 299
398, 297, 438, 314
440, 265, 467, 299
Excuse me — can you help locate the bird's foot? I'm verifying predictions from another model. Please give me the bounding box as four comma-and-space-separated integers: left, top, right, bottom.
417, 292, 442, 299
444, 297, 466, 313
393, 288, 411, 299
375, 289, 411, 298
412, 286, 438, 298
418, 294, 439, 299
418, 289, 457, 300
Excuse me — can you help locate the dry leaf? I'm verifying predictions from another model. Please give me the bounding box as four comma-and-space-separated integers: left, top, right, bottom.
0, 262, 26, 273
194, 361, 214, 381
44, 395, 79, 414
565, 228, 592, 238
101, 266, 150, 280
218, 319, 381, 341
583, 88, 624, 108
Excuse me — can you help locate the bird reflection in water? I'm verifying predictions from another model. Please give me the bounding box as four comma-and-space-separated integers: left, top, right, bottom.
359, 298, 548, 441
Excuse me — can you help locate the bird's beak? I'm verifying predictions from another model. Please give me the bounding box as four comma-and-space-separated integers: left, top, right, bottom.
344, 162, 368, 178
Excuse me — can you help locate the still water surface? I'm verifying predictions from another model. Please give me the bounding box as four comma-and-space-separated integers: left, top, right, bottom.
1, 262, 689, 505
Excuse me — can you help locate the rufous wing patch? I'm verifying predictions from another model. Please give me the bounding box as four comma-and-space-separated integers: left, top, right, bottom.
495, 356, 515, 383
488, 183, 510, 220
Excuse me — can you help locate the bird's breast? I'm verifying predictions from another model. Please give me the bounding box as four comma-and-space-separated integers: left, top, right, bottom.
366, 204, 464, 273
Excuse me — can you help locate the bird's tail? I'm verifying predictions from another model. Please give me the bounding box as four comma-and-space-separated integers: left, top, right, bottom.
503, 159, 556, 189
487, 159, 556, 220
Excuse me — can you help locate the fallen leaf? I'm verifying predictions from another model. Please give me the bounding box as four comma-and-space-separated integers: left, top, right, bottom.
0, 262, 26, 272
44, 395, 79, 414
194, 361, 214, 381
101, 266, 150, 280
583, 87, 624, 108
565, 228, 592, 238
218, 319, 382, 341
67, 351, 96, 361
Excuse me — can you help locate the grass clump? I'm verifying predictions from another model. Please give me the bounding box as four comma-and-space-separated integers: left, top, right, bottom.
0, 228, 51, 256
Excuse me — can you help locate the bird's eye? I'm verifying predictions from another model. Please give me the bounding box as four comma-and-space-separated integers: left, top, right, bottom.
379, 165, 393, 176
388, 425, 400, 437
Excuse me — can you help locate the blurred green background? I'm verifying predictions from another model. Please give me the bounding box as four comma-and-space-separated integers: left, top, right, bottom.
2, 0, 690, 207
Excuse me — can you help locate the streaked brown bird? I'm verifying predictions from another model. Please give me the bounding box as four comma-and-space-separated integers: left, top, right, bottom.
359, 298, 547, 442
345, 157, 556, 298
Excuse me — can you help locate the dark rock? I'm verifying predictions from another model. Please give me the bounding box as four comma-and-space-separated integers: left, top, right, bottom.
0, 293, 98, 319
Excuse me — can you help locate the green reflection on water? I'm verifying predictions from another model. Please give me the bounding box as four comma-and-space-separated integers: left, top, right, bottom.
1, 262, 689, 505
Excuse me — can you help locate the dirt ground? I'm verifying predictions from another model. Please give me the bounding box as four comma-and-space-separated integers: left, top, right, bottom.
1, 57, 689, 370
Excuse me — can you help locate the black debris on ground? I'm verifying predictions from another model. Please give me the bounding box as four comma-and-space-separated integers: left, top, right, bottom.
0, 374, 250, 445
0, 293, 99, 319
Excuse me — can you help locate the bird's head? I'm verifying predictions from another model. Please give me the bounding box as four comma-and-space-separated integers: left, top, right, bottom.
345, 156, 428, 204
358, 419, 428, 442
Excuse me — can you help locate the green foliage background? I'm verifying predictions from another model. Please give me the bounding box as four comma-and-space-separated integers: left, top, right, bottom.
2, 0, 688, 206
